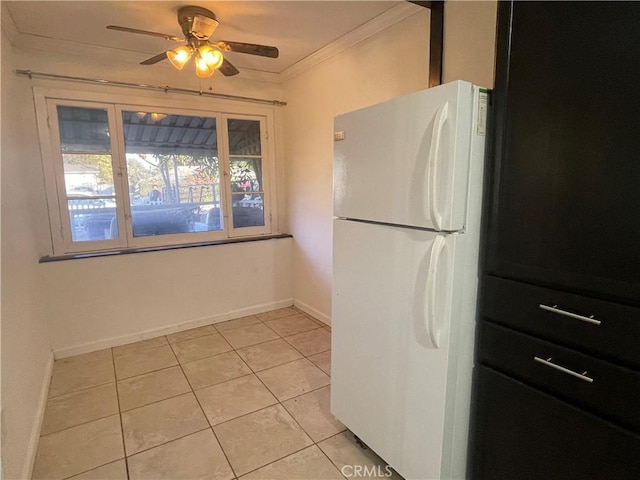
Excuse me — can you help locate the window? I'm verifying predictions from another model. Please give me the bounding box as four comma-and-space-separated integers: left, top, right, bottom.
37, 93, 274, 255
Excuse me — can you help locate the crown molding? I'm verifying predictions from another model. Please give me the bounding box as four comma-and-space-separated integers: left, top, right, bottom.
277, 2, 424, 83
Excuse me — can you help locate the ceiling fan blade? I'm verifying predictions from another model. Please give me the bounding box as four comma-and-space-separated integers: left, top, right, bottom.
140, 52, 168, 65
218, 58, 240, 76
218, 41, 279, 58
106, 25, 184, 42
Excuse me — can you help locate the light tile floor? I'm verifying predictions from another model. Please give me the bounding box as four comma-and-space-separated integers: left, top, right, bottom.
33, 308, 400, 480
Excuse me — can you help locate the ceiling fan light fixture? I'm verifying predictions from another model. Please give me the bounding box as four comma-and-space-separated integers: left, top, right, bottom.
198, 45, 224, 70
166, 45, 193, 70
195, 56, 216, 78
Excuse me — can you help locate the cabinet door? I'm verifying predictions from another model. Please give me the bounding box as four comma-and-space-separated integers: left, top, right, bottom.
485, 1, 640, 305
471, 366, 640, 480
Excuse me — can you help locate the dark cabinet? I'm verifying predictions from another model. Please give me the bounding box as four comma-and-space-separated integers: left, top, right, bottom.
481, 276, 640, 371
478, 321, 640, 433
472, 367, 640, 480
474, 2, 640, 478
485, 1, 640, 306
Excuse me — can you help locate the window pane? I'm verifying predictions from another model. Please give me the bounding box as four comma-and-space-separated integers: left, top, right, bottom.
232, 193, 264, 227
57, 106, 111, 153
122, 111, 222, 236
62, 149, 120, 243
231, 158, 263, 192
63, 154, 115, 197
68, 200, 118, 242
227, 119, 261, 155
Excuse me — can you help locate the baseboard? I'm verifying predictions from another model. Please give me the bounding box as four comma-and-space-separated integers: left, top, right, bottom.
23, 351, 54, 479
293, 299, 331, 326
53, 299, 294, 359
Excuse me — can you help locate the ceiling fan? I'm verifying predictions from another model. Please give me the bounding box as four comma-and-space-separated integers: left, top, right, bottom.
106, 5, 279, 78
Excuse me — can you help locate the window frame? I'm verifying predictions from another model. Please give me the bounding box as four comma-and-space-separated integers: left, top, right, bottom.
34, 86, 277, 255
221, 114, 272, 238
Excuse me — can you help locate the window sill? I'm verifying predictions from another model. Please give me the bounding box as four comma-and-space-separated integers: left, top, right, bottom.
39, 233, 293, 263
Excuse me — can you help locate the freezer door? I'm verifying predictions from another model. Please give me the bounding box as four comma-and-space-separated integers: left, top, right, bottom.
334, 81, 474, 231
331, 219, 454, 479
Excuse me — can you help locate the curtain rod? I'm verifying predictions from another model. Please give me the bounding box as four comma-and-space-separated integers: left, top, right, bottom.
15, 69, 287, 107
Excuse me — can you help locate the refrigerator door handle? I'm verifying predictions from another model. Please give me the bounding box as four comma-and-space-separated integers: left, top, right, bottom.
428, 102, 449, 231
425, 234, 447, 348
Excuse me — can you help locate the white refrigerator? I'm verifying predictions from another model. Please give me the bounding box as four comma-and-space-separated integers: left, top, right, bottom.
331, 80, 489, 480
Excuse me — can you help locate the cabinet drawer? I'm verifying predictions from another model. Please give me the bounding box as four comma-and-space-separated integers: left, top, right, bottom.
478, 321, 640, 433
482, 275, 640, 370
472, 366, 640, 480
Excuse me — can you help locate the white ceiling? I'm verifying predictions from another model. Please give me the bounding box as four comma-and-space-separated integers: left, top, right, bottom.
3, 1, 423, 81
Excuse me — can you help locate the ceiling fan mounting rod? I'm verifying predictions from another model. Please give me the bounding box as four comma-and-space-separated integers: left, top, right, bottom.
15, 69, 287, 106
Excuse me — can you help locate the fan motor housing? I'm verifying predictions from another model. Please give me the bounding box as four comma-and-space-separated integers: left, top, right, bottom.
178, 6, 219, 40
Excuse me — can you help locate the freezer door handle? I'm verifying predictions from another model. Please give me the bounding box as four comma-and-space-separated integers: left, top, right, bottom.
428, 102, 449, 231
425, 234, 447, 348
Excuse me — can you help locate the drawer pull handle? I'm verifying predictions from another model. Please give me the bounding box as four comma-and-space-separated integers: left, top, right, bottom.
534, 356, 594, 383
539, 304, 602, 326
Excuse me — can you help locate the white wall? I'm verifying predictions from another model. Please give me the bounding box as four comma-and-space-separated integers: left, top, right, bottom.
1, 30, 54, 480
282, 10, 432, 324
41, 239, 292, 356
6, 45, 293, 357
282, 2, 497, 323
443, 1, 498, 88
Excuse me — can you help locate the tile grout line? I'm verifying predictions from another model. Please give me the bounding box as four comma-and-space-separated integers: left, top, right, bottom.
236, 443, 319, 478
233, 330, 315, 359
317, 429, 399, 480
110, 312, 316, 384
112, 316, 270, 377
216, 311, 325, 475
224, 324, 329, 403
48, 309, 330, 479
221, 327, 334, 474
278, 389, 344, 443
39, 411, 121, 439
46, 378, 117, 401
114, 342, 179, 382
246, 312, 343, 476
103, 323, 326, 427
60, 459, 125, 480
114, 368, 332, 434
125, 426, 213, 460
112, 337, 170, 359
110, 346, 131, 480
116, 363, 184, 390
316, 433, 351, 480
193, 316, 334, 475
200, 380, 332, 430
166, 336, 240, 480
119, 388, 200, 415
280, 326, 331, 356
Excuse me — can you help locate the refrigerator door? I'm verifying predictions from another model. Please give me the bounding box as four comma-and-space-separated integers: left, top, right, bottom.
331, 218, 455, 479
334, 80, 474, 231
